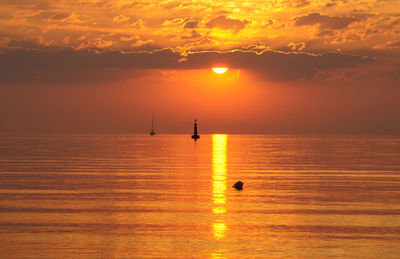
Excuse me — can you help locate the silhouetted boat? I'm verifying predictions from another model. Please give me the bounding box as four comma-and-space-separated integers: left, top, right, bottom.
191, 119, 200, 140
150, 113, 156, 136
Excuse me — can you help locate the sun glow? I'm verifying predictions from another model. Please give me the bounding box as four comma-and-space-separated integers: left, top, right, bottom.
212, 67, 228, 74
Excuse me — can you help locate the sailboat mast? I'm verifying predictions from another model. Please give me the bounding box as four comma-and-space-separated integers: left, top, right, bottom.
150, 113, 156, 135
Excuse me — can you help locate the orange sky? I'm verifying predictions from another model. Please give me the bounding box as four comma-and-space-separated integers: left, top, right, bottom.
0, 0, 399, 133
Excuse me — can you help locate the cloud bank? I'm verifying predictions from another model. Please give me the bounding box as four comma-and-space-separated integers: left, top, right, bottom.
0, 48, 370, 83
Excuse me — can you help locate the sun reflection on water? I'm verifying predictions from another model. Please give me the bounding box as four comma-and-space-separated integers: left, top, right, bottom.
210, 248, 226, 259
212, 219, 227, 240
212, 134, 227, 241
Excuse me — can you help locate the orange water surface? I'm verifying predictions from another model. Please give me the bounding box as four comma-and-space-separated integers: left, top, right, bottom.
0, 134, 400, 258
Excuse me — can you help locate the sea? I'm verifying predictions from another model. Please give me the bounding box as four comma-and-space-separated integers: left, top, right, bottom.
0, 134, 399, 258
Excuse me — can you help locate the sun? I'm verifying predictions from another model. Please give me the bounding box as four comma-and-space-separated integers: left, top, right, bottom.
212, 67, 228, 74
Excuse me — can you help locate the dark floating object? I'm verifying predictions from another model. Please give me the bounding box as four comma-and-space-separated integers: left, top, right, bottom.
233, 181, 243, 190
191, 119, 200, 141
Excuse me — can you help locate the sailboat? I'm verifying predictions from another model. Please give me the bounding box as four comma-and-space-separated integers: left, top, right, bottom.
150, 113, 156, 136
191, 119, 200, 140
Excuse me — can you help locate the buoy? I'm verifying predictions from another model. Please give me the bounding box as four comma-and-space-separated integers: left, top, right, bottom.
233, 181, 243, 190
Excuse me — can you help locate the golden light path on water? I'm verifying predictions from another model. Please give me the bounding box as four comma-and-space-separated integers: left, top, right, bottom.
212, 134, 228, 243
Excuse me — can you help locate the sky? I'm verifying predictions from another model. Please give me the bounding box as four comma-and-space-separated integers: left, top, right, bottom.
0, 0, 399, 134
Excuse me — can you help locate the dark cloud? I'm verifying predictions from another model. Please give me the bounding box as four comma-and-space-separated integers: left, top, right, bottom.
325, 2, 336, 8
129, 40, 160, 51
46, 12, 70, 21
182, 38, 220, 50
316, 30, 335, 37
206, 16, 249, 33
280, 0, 310, 8
290, 0, 310, 8
0, 37, 60, 52
0, 49, 180, 83
262, 19, 274, 28
185, 50, 369, 81
294, 13, 359, 30
184, 20, 198, 29
385, 40, 400, 47
0, 48, 370, 83
5, 0, 49, 10
180, 30, 202, 40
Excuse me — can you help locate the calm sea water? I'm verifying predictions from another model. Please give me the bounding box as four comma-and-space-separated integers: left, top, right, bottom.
0, 134, 400, 258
